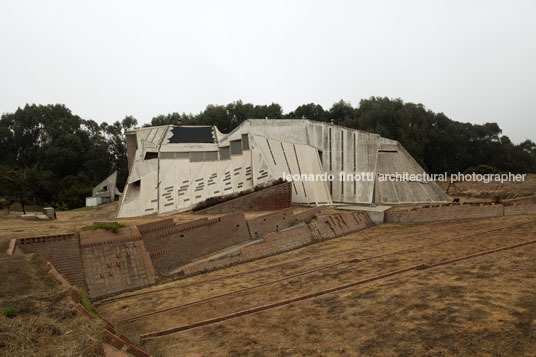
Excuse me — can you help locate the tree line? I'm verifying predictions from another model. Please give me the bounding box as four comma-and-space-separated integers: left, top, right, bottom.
1, 97, 534, 211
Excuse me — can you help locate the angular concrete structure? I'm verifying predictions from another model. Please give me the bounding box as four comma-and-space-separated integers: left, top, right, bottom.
118, 119, 449, 218
86, 171, 122, 207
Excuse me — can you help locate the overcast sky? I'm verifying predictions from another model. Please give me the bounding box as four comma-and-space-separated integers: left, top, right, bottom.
1, 0, 534, 142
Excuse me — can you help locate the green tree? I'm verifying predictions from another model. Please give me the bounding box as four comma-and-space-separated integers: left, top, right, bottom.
253, 103, 283, 119
0, 166, 32, 213
148, 112, 182, 126
286, 103, 328, 122
0, 104, 132, 208
329, 100, 354, 125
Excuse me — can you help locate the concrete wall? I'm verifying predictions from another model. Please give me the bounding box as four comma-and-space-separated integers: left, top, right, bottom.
251, 135, 332, 205
91, 171, 118, 200
120, 119, 450, 218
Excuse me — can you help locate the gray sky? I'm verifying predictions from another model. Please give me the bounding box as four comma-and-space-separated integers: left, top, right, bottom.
1, 0, 535, 142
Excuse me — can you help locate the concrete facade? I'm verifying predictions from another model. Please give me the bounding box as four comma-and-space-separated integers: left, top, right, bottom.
117, 119, 449, 217
86, 171, 122, 207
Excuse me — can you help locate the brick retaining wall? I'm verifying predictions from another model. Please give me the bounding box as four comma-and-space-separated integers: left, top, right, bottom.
181, 211, 373, 276
9, 228, 158, 299
195, 181, 292, 214
293, 207, 323, 222
144, 212, 252, 275
246, 208, 295, 240
504, 203, 536, 216
81, 239, 156, 299
385, 202, 536, 224
10, 202, 535, 299
14, 232, 87, 290
136, 218, 175, 235
385, 203, 505, 224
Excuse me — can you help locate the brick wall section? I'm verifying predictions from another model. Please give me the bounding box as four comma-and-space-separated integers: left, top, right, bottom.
245, 207, 323, 241
310, 211, 373, 239
10, 228, 157, 299
79, 226, 142, 247
145, 212, 252, 275
45, 261, 151, 357
384, 203, 506, 224
504, 203, 536, 216
136, 218, 175, 235
140, 217, 211, 253
181, 211, 373, 276
140, 207, 327, 276
15, 233, 87, 290
263, 225, 314, 249
246, 208, 294, 240
81, 240, 156, 299
504, 196, 536, 205
293, 207, 323, 222
195, 181, 292, 214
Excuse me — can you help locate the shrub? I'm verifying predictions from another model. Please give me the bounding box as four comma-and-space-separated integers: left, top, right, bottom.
477, 164, 499, 175
55, 184, 92, 210
81, 222, 126, 233
73, 288, 98, 318
1, 306, 20, 318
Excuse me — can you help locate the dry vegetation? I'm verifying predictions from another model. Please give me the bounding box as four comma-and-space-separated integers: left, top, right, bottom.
0, 253, 105, 356
436, 173, 536, 202
98, 216, 536, 356
0, 202, 298, 356
0, 202, 214, 357
0, 177, 535, 356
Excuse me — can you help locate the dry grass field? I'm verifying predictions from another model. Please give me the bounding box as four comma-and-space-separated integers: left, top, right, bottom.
0, 202, 221, 356
96, 215, 536, 356
436, 173, 536, 202
0, 176, 535, 356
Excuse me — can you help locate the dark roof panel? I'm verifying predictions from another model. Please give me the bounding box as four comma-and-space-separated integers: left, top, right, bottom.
168, 126, 215, 143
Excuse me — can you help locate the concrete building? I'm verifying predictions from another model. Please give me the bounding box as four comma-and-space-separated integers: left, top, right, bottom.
86, 171, 122, 207
117, 119, 449, 218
